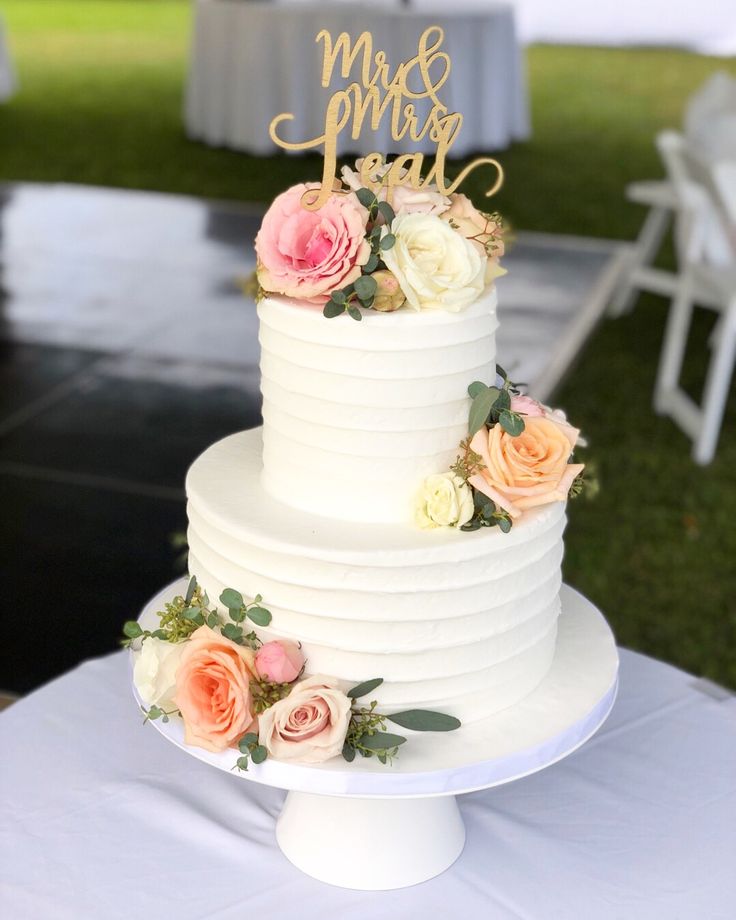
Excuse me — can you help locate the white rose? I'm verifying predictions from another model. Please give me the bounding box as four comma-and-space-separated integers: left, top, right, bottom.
415, 472, 474, 529
340, 159, 450, 216
133, 637, 186, 709
381, 213, 487, 312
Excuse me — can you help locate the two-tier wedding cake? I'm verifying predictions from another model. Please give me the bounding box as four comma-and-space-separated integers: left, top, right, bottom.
181, 160, 584, 731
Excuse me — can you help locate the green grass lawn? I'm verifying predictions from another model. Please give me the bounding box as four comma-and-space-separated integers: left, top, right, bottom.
1, 0, 735, 687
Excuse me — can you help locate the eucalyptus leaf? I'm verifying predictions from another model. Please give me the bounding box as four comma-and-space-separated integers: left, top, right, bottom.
323, 301, 346, 319
330, 289, 347, 304
376, 200, 395, 224
468, 387, 498, 436
496, 363, 509, 381
497, 517, 513, 534
354, 274, 377, 300
360, 732, 407, 751
182, 607, 204, 625
347, 304, 363, 321
250, 745, 268, 765
206, 612, 219, 629
185, 576, 197, 605
123, 620, 143, 639
222, 623, 244, 644
150, 629, 167, 640
467, 381, 488, 399
355, 187, 376, 209
247, 606, 272, 627
379, 233, 396, 251
460, 519, 481, 532
364, 252, 379, 274
236, 756, 250, 772
229, 606, 247, 623
220, 588, 243, 611
493, 388, 511, 412
499, 409, 525, 437
473, 490, 495, 512
146, 705, 162, 721
239, 733, 259, 753
347, 677, 384, 699
342, 742, 356, 763
386, 710, 461, 732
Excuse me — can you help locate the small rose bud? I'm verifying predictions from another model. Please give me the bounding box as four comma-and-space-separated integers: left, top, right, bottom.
255, 640, 304, 684
370, 269, 406, 313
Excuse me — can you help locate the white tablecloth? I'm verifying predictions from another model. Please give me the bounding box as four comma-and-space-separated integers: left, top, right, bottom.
2, 648, 735, 918
0, 16, 17, 102
185, 1, 530, 155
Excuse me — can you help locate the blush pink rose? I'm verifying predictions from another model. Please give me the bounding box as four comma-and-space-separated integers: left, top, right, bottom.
258, 674, 351, 764
174, 625, 258, 753
255, 183, 370, 304
255, 640, 304, 684
510, 394, 545, 417
340, 160, 450, 216
469, 416, 584, 519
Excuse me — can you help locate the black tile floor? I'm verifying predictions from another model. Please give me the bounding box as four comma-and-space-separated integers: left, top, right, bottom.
0, 182, 621, 693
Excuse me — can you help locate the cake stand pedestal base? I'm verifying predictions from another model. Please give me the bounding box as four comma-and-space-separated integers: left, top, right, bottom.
133, 582, 619, 891
276, 791, 465, 890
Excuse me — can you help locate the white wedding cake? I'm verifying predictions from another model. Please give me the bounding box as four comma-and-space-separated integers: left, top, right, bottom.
184, 203, 579, 722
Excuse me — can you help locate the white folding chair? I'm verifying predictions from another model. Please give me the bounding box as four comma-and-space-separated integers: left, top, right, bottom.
608, 179, 678, 317
653, 131, 736, 464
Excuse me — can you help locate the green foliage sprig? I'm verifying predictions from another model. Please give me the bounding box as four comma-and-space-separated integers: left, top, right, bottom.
122, 577, 216, 647
141, 704, 179, 725
342, 678, 461, 765
467, 364, 525, 438
234, 732, 268, 772
460, 488, 513, 533
249, 677, 295, 715
122, 577, 269, 652
323, 187, 396, 321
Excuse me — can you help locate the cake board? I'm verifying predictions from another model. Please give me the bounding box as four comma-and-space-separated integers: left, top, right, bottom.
133, 581, 618, 890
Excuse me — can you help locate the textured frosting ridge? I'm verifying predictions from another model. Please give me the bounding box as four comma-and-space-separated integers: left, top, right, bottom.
186, 430, 567, 723
258, 291, 498, 523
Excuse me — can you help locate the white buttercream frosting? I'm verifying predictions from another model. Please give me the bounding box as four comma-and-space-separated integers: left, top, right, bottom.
258, 290, 498, 523
186, 430, 567, 723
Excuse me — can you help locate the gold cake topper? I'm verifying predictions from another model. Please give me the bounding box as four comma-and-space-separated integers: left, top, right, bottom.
269, 27, 504, 211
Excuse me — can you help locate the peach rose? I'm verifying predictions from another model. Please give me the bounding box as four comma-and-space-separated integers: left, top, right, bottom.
258, 675, 351, 764
469, 416, 584, 518
174, 625, 258, 753
255, 640, 304, 684
442, 193, 505, 285
255, 183, 370, 304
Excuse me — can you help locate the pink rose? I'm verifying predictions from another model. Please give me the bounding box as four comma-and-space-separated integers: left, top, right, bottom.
255, 640, 304, 684
442, 193, 505, 284
255, 183, 370, 304
510, 394, 545, 417
174, 625, 258, 753
258, 675, 352, 764
469, 416, 584, 519
340, 159, 450, 216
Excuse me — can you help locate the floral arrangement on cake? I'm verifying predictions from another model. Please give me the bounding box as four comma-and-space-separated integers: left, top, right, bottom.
124, 578, 460, 769
253, 157, 504, 320
415, 365, 591, 533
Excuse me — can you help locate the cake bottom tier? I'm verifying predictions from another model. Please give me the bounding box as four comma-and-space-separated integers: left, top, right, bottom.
185, 429, 568, 723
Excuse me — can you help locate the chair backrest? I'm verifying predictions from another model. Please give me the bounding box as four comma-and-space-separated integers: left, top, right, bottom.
656, 130, 736, 268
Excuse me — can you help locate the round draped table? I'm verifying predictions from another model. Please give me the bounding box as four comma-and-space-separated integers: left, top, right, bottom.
1, 647, 735, 917
185, 1, 530, 155
0, 15, 17, 102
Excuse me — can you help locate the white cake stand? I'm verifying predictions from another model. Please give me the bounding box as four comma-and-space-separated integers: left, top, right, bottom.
133, 580, 618, 890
